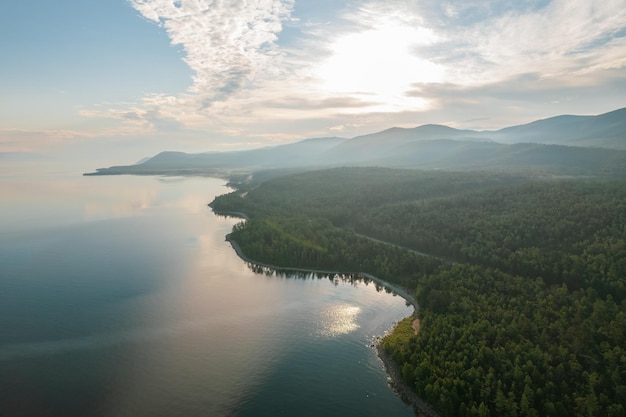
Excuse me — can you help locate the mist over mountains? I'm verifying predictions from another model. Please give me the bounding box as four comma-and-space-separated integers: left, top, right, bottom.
86, 107, 626, 177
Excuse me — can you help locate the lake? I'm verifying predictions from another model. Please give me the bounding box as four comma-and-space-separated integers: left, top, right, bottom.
0, 166, 415, 417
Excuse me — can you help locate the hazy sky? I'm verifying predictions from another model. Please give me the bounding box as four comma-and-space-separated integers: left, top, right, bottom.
2, 0, 625, 164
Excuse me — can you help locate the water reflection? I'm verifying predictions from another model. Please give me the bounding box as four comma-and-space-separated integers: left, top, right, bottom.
82, 187, 157, 219
242, 262, 414, 340
245, 262, 394, 295
0, 173, 415, 417
0, 174, 160, 232
317, 304, 361, 337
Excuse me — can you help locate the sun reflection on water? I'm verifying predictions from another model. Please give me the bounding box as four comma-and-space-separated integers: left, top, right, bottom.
317, 304, 361, 337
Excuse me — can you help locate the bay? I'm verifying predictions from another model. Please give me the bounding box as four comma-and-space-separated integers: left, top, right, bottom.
0, 167, 415, 417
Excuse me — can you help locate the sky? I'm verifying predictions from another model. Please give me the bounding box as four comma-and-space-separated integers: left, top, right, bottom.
1, 0, 625, 167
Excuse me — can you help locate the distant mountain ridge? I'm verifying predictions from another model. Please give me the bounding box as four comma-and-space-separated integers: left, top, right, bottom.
85, 107, 626, 177
490, 107, 626, 148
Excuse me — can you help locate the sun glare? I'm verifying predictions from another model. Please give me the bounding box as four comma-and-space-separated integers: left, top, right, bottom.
315, 21, 444, 111
317, 304, 361, 337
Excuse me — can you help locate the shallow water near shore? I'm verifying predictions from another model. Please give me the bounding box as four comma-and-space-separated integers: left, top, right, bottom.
0, 167, 415, 417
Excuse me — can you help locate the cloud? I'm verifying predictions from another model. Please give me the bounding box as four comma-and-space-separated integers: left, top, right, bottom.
129, 0, 295, 104
78, 93, 189, 133
358, 0, 626, 85
76, 0, 626, 144
342, 0, 626, 129
430, 0, 626, 84
263, 96, 376, 110
0, 128, 97, 153
405, 71, 626, 130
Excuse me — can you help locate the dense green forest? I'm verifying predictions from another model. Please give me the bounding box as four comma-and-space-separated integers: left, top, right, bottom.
210, 167, 626, 417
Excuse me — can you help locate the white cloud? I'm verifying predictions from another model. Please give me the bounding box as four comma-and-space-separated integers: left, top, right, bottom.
76, 0, 626, 145
129, 0, 295, 104
436, 0, 626, 84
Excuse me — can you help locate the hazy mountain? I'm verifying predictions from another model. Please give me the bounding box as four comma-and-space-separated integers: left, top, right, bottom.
490, 107, 626, 148
86, 107, 626, 177
321, 124, 489, 164
88, 137, 345, 175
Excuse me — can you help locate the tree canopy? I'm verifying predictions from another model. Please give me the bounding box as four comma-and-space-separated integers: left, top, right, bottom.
211, 167, 626, 417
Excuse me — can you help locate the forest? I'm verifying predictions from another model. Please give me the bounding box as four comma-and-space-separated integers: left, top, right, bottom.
210, 167, 626, 417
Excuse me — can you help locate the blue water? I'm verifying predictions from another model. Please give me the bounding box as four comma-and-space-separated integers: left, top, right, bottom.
0, 168, 415, 416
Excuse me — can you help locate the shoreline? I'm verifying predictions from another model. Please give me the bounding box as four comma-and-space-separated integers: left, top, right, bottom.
223, 232, 439, 417
226, 234, 417, 310
377, 344, 441, 417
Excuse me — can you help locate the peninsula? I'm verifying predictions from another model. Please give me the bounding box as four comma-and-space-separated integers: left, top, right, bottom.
210, 166, 626, 416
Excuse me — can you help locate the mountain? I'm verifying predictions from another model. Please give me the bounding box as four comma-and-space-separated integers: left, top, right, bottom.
490, 107, 626, 148
87, 137, 345, 175
320, 124, 490, 165
85, 107, 626, 177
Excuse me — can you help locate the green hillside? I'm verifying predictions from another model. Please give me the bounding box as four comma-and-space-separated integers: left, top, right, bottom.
211, 167, 626, 417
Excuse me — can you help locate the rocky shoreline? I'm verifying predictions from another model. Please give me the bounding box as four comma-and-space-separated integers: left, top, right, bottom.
376, 341, 440, 417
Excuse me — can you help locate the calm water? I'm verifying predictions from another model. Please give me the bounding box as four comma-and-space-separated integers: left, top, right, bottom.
0, 166, 415, 417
